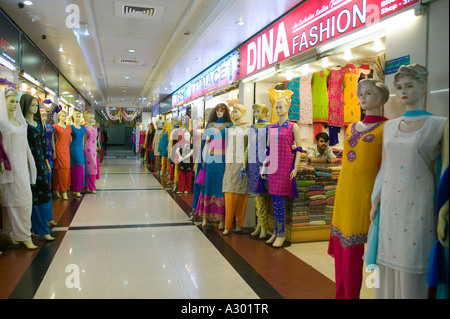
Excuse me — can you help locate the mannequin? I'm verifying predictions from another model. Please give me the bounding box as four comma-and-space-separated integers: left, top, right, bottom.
158, 120, 171, 177
262, 96, 302, 248
152, 119, 164, 172
41, 99, 59, 125
367, 64, 448, 299
267, 86, 293, 124
145, 123, 156, 172
176, 130, 193, 193
83, 111, 98, 194
0, 87, 37, 249
20, 93, 54, 241
169, 116, 181, 191
222, 104, 250, 235
70, 110, 86, 198
245, 104, 270, 239
196, 103, 233, 229
327, 79, 389, 299
53, 110, 72, 200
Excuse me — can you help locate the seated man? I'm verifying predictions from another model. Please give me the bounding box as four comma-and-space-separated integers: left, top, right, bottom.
307, 132, 341, 164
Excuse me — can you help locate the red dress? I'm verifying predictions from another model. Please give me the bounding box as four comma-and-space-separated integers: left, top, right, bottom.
327, 68, 346, 127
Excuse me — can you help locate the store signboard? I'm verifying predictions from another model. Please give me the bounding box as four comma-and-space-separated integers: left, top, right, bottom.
172, 50, 239, 108
152, 103, 160, 116
0, 10, 20, 67
239, 0, 419, 78
385, 55, 410, 75
21, 35, 59, 92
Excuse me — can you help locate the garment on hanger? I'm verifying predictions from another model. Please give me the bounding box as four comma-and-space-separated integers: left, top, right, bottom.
327, 68, 346, 127
299, 74, 313, 124
343, 65, 362, 125
312, 69, 330, 123
267, 88, 293, 124
286, 77, 300, 121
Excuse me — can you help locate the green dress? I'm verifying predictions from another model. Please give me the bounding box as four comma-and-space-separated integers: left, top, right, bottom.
312, 69, 330, 123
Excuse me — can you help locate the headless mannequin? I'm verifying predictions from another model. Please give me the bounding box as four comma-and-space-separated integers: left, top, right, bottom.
248, 104, 270, 239
262, 97, 302, 247
223, 106, 250, 235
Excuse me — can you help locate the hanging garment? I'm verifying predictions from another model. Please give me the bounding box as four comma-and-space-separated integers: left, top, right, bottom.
312, 69, 330, 123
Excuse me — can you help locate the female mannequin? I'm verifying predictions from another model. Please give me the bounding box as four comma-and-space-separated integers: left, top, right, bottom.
196, 103, 233, 229
169, 116, 181, 188
368, 64, 448, 299
222, 104, 250, 235
158, 120, 171, 177
176, 130, 194, 193
153, 119, 164, 172
328, 79, 389, 299
20, 94, 54, 241
262, 96, 302, 248
245, 104, 270, 239
267, 86, 293, 124
70, 110, 86, 198
53, 110, 72, 199
83, 111, 98, 194
0, 87, 37, 249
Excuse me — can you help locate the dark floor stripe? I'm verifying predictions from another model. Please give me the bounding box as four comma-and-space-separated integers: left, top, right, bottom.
96, 187, 164, 191
68, 222, 193, 231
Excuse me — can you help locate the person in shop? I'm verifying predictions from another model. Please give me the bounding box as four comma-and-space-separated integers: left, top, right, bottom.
53, 110, 72, 200
222, 104, 250, 235
196, 103, 233, 229
0, 87, 38, 250
367, 64, 448, 299
328, 78, 389, 299
261, 96, 302, 248
20, 93, 55, 242
306, 132, 340, 164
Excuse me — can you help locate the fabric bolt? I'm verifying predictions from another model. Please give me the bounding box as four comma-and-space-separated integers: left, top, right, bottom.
268, 88, 293, 124
377, 116, 447, 275
267, 120, 296, 197
299, 74, 314, 124
327, 68, 346, 126
287, 77, 300, 120
343, 65, 362, 125
312, 69, 330, 123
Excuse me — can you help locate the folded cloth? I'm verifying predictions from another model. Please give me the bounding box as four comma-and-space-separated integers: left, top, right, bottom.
316, 171, 332, 177
313, 166, 333, 173
309, 195, 327, 201
292, 222, 310, 226
327, 196, 335, 205
324, 185, 337, 191
309, 204, 327, 210
308, 190, 325, 196
291, 206, 310, 213
297, 186, 308, 193
296, 174, 316, 181
310, 199, 327, 205
307, 184, 324, 191
297, 165, 316, 174
292, 215, 309, 221
316, 176, 332, 182
292, 200, 310, 207
325, 190, 335, 197
292, 211, 309, 217
297, 180, 316, 186
310, 220, 326, 225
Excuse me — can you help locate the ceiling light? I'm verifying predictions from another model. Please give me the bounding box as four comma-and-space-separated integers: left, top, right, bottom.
124, 76, 130, 79
236, 19, 245, 26
343, 50, 354, 61
58, 46, 64, 52
24, 1, 34, 5
128, 49, 136, 53
371, 39, 385, 51
67, 59, 73, 65
84, 30, 90, 36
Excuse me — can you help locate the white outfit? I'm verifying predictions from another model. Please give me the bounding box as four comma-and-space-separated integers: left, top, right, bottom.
376, 116, 447, 298
0, 88, 37, 242
152, 129, 163, 156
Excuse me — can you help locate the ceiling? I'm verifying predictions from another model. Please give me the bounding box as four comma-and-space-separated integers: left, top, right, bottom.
1, 0, 304, 110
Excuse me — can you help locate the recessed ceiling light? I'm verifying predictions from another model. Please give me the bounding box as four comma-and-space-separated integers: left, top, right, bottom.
124, 76, 130, 79
236, 19, 245, 26
67, 59, 73, 65
128, 49, 136, 53
24, 1, 34, 5
58, 46, 64, 52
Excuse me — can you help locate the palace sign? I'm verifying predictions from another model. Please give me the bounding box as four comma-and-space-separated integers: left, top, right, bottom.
239, 0, 419, 78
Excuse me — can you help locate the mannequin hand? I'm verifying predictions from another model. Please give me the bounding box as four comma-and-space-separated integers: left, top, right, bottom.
240, 168, 247, 180
290, 167, 298, 180
45, 160, 51, 172
437, 201, 449, 246
0, 162, 5, 174
369, 204, 378, 225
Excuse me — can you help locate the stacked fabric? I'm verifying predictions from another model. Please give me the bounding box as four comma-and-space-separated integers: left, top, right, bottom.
288, 165, 316, 227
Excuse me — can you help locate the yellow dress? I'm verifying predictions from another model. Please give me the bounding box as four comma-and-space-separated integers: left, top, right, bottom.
343, 65, 362, 125
268, 88, 293, 124
330, 121, 385, 247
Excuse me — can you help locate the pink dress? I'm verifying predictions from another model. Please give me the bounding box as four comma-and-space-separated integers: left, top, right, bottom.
327, 68, 346, 127
84, 126, 98, 175
268, 120, 295, 196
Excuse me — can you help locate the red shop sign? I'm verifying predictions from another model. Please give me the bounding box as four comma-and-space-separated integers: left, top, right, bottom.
239, 0, 419, 78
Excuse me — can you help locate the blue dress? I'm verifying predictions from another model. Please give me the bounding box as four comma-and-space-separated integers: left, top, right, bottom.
247, 121, 270, 194
70, 125, 86, 167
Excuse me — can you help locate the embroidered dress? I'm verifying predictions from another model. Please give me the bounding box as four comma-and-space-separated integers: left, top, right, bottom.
84, 126, 99, 191
70, 125, 86, 193
53, 124, 72, 193
268, 88, 293, 124
343, 65, 362, 125
196, 120, 233, 221
327, 68, 346, 127
312, 69, 330, 123
377, 116, 447, 274
299, 74, 313, 124
45, 123, 55, 168
287, 77, 300, 121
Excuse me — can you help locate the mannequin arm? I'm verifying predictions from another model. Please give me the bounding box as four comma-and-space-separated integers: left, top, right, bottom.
0, 162, 4, 174
437, 200, 449, 246
45, 159, 51, 172
370, 146, 386, 224
51, 133, 56, 159
290, 123, 302, 180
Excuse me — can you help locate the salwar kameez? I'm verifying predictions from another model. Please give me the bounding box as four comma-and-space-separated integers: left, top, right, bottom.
70, 125, 86, 193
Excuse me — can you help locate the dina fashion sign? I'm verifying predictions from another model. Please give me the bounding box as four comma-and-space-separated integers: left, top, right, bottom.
239, 0, 419, 78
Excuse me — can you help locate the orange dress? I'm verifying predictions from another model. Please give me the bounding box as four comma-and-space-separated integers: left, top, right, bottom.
53, 124, 72, 192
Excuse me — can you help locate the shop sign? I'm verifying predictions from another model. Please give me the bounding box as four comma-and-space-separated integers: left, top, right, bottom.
385, 55, 410, 75
0, 11, 20, 67
153, 103, 160, 116
240, 0, 419, 78
172, 50, 239, 108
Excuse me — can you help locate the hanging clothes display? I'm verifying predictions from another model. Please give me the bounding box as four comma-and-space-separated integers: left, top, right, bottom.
343, 65, 362, 125
267, 88, 293, 124
312, 69, 330, 123
286, 77, 300, 121
327, 68, 346, 127
299, 74, 314, 125
53, 124, 72, 195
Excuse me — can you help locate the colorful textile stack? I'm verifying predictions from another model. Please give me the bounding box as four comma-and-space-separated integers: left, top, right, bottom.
288, 165, 316, 226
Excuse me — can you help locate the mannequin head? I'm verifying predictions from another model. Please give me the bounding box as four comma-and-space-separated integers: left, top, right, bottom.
183, 131, 191, 142
40, 108, 48, 123
58, 110, 68, 124
72, 110, 82, 125
393, 64, 428, 109
232, 104, 246, 121
210, 103, 231, 123
252, 104, 269, 121
19, 93, 40, 122
172, 116, 181, 128
83, 111, 93, 125
4, 88, 19, 115
357, 79, 389, 111
275, 96, 291, 118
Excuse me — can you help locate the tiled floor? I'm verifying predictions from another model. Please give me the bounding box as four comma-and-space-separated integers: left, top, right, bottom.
0, 146, 377, 300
